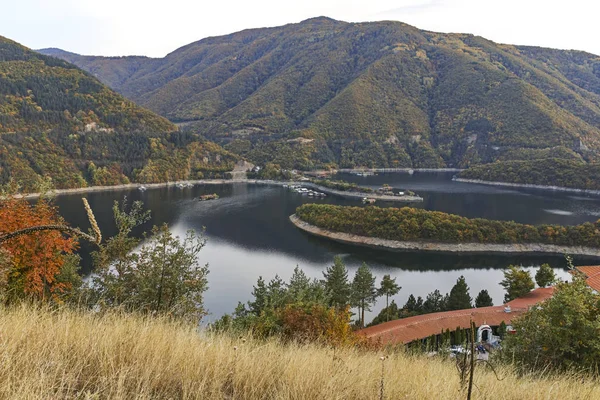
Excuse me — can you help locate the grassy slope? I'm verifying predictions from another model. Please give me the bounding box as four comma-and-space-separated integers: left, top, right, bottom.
39, 18, 600, 169
1, 305, 597, 399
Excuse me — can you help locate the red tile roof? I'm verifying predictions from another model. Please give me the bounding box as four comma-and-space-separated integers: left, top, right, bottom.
574, 266, 600, 292
359, 287, 555, 345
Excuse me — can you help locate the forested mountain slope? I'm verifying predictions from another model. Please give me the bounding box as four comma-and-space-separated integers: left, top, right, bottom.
1, 37, 237, 191
39, 17, 600, 169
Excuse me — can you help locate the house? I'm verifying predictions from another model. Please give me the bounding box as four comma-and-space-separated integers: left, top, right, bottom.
358, 287, 555, 345
573, 266, 600, 293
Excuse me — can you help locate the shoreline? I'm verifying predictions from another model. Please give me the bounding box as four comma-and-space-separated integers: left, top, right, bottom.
18, 179, 423, 203
289, 215, 600, 258
302, 182, 423, 203
453, 178, 600, 195
17, 179, 279, 199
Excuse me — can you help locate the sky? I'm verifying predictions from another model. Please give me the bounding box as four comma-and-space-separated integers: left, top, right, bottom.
2, 0, 599, 58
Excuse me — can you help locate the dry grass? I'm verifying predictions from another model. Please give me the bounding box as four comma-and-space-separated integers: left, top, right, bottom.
0, 305, 598, 399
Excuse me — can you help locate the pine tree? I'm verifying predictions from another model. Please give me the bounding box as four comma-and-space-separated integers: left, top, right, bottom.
500, 265, 534, 303
267, 275, 286, 309
248, 276, 268, 316
474, 289, 494, 307
423, 289, 446, 313
322, 256, 351, 309
535, 263, 556, 288
377, 274, 401, 322
287, 265, 311, 302
446, 276, 473, 310
404, 294, 418, 313
351, 263, 378, 328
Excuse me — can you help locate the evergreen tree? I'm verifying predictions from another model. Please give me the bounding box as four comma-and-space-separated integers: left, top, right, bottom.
500, 265, 535, 303
404, 294, 418, 313
368, 300, 400, 326
248, 276, 268, 316
446, 276, 473, 310
474, 289, 494, 307
267, 275, 286, 309
322, 256, 351, 309
377, 274, 401, 322
351, 263, 378, 328
423, 289, 446, 313
415, 296, 424, 312
287, 265, 311, 302
535, 263, 557, 288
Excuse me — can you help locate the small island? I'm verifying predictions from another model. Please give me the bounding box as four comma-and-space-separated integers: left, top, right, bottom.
199, 193, 219, 201
291, 204, 600, 257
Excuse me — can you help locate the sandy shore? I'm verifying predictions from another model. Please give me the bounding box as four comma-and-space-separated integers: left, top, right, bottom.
289, 214, 600, 258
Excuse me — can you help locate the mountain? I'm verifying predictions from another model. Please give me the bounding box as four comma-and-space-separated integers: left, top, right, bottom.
1, 36, 237, 191
39, 17, 600, 170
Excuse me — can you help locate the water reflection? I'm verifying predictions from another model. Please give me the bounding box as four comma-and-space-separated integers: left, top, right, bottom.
54, 173, 600, 321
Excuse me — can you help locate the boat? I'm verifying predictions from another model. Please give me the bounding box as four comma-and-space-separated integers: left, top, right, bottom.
199, 193, 219, 201
138, 186, 147, 192
362, 197, 376, 204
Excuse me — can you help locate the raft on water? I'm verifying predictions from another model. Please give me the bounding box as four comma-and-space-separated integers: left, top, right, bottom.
199, 193, 219, 201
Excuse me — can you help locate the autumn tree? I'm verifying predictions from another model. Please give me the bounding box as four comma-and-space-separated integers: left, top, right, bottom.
0, 194, 93, 302
377, 274, 401, 322
500, 265, 534, 303
351, 263, 378, 328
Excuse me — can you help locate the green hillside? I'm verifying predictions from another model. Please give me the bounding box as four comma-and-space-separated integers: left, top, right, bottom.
0, 37, 237, 191
39, 17, 600, 169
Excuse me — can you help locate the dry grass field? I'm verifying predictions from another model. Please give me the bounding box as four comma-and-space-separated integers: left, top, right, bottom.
0, 305, 598, 399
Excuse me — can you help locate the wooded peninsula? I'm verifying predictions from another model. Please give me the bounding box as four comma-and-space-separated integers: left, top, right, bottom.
294, 204, 600, 248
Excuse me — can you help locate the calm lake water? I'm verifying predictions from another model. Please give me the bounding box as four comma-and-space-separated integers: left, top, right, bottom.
54, 172, 600, 324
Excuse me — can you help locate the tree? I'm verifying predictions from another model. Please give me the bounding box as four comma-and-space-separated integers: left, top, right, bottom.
423, 289, 446, 313
0, 195, 80, 302
500, 265, 534, 303
91, 202, 209, 321
474, 289, 494, 307
501, 275, 600, 373
134, 224, 209, 320
322, 256, 351, 309
248, 276, 268, 316
446, 276, 473, 310
90, 199, 150, 307
402, 294, 424, 317
377, 274, 401, 322
535, 263, 556, 288
368, 300, 400, 326
351, 263, 378, 328
287, 266, 311, 303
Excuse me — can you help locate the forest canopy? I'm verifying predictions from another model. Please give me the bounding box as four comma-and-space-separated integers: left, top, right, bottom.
295, 204, 600, 247
458, 159, 600, 191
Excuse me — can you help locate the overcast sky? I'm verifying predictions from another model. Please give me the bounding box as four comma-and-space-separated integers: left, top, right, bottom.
3, 0, 598, 58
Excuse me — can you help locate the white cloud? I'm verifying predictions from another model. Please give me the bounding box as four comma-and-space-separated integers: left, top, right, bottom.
1, 0, 598, 57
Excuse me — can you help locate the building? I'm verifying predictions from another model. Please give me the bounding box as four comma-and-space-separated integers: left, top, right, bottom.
358, 287, 555, 345
573, 265, 600, 293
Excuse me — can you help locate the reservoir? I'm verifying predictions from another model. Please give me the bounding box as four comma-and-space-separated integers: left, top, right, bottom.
54, 172, 600, 323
